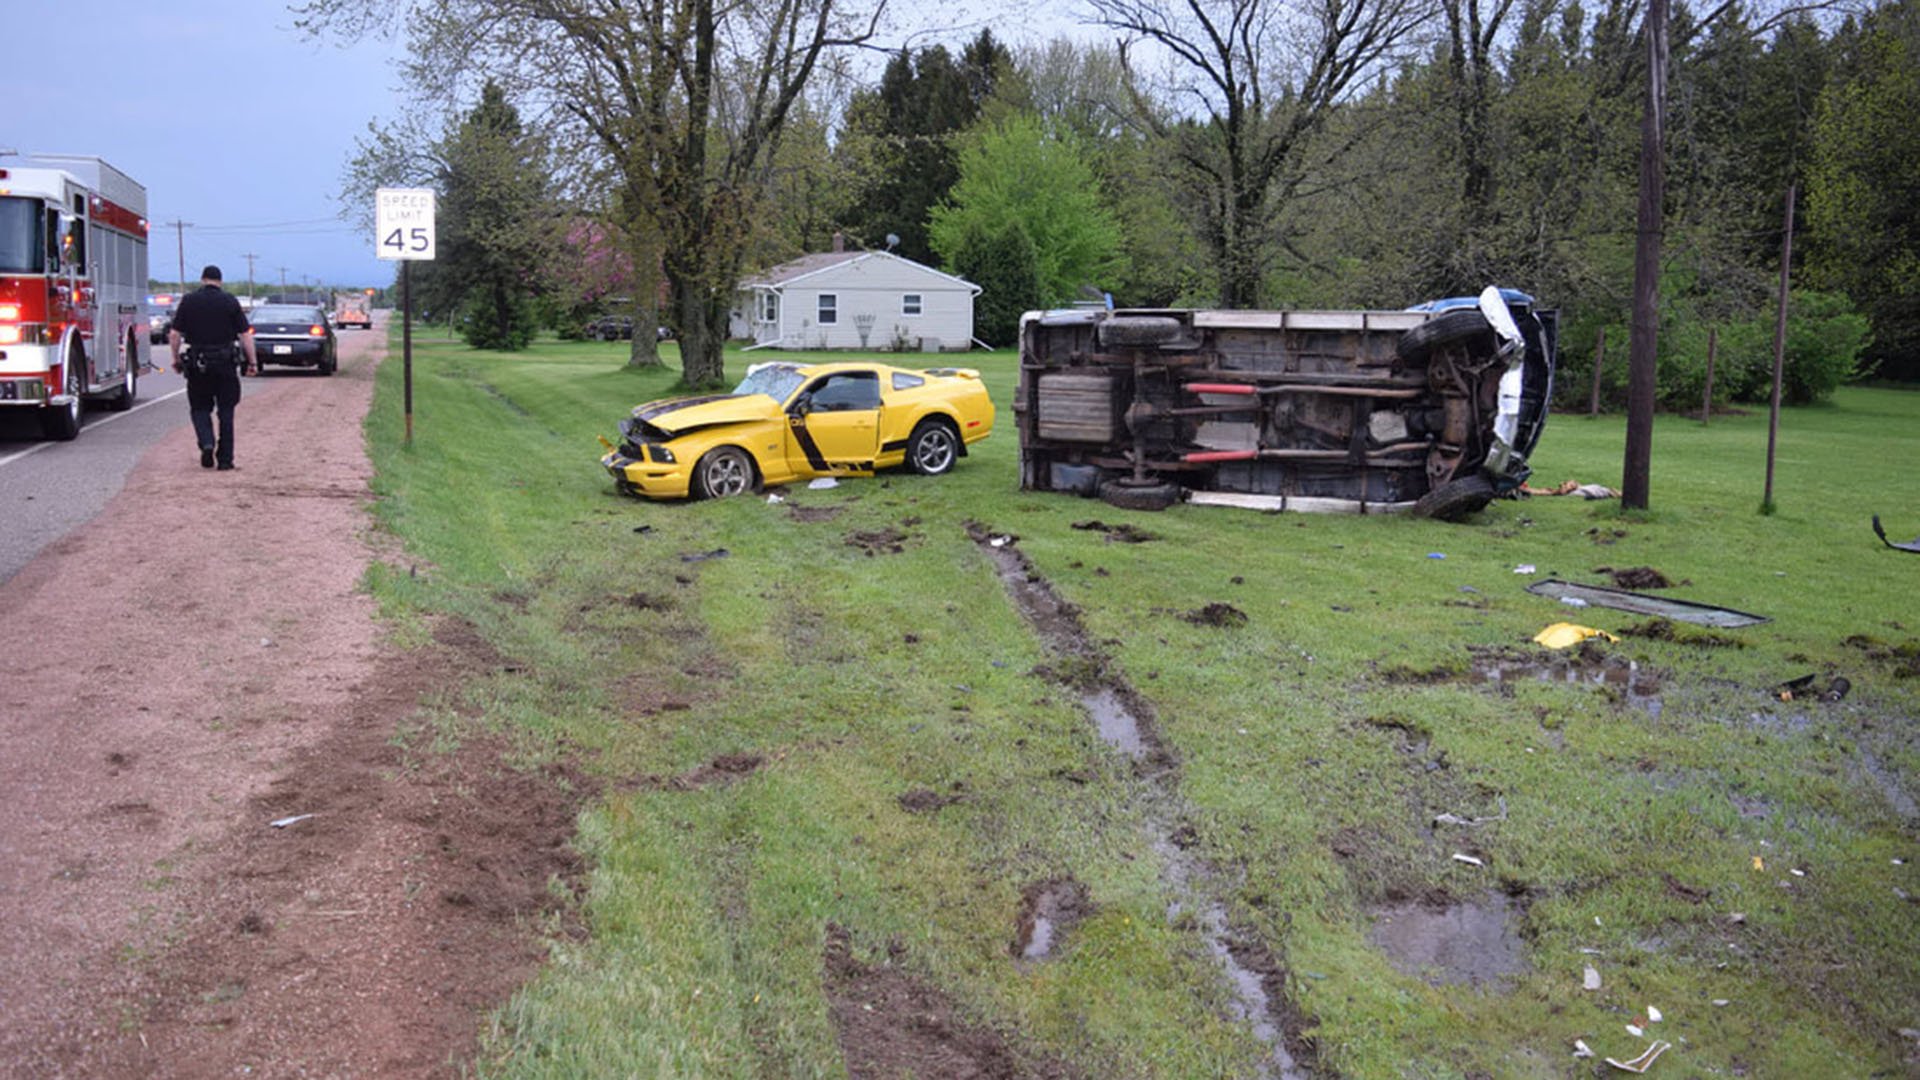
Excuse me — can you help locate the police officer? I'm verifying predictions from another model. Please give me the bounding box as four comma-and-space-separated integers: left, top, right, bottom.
168, 265, 257, 471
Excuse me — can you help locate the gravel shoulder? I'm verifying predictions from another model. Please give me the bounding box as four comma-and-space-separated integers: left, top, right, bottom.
0, 326, 582, 1078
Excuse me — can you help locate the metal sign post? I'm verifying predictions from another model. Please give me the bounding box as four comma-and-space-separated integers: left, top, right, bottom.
375, 187, 437, 444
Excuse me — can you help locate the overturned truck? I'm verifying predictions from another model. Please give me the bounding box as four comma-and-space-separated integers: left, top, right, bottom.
1015, 288, 1557, 519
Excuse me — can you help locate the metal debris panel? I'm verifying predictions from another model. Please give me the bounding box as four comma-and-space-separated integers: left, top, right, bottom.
1526, 579, 1770, 628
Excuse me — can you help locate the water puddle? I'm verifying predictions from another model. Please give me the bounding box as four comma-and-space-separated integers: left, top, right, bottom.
1857, 744, 1919, 822
1014, 878, 1093, 961
1367, 893, 1528, 987
971, 524, 1310, 1078
1470, 650, 1664, 718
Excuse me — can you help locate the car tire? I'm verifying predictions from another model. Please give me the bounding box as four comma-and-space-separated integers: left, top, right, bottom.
1099, 479, 1180, 511
1397, 310, 1496, 363
693, 447, 757, 500
107, 334, 138, 412
906, 418, 959, 475
1413, 472, 1496, 521
1098, 316, 1183, 350
319, 352, 337, 376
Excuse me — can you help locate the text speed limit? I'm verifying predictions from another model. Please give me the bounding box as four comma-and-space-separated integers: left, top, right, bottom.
375, 188, 437, 261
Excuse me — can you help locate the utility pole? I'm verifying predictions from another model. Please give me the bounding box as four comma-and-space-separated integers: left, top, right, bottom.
165, 219, 192, 290
1622, 0, 1670, 511
242, 252, 258, 303
277, 266, 288, 301
1762, 185, 1797, 512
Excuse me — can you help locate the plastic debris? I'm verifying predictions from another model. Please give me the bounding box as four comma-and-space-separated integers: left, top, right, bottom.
1583, 966, 1602, 991
1606, 1040, 1672, 1073
1427, 552, 1447, 560
1647, 1006, 1663, 1023
1514, 563, 1537, 574
1790, 868, 1805, 877
1534, 623, 1618, 649
1451, 853, 1484, 867
808, 477, 839, 489
1712, 999, 1730, 1007
766, 493, 785, 504
1560, 596, 1591, 608
1574, 1039, 1595, 1059
1751, 856, 1765, 871
1626, 1024, 1644, 1037
269, 814, 313, 828
1433, 797, 1509, 828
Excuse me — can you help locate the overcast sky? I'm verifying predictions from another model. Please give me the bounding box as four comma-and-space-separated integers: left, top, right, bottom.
6, 1, 1099, 292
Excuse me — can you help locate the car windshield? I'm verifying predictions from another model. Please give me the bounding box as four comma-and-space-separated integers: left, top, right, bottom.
732, 365, 806, 404
0, 197, 46, 274
255, 306, 320, 323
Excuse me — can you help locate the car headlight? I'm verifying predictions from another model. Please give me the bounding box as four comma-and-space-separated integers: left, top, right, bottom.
649, 444, 676, 464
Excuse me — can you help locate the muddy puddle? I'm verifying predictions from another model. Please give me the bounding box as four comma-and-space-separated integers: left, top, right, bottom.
1014, 878, 1094, 960
1857, 744, 1919, 822
1367, 892, 1528, 987
971, 523, 1310, 1079
1470, 649, 1664, 718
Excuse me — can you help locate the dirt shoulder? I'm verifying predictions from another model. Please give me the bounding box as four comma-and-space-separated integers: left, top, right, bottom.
0, 326, 583, 1078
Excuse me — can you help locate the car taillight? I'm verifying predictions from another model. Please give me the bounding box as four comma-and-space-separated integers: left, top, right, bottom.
308, 325, 325, 337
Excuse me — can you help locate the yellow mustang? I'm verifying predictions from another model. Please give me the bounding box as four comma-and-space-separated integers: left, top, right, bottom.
600, 361, 995, 499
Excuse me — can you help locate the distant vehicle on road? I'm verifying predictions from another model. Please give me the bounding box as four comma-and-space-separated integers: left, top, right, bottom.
252, 304, 338, 375
148, 306, 173, 344
333, 292, 371, 329
584, 314, 634, 341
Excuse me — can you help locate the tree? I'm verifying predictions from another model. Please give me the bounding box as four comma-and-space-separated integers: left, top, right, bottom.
947, 220, 1041, 347
1806, 0, 1920, 379
299, 0, 881, 388
928, 114, 1122, 310
437, 82, 550, 351
1091, 0, 1432, 308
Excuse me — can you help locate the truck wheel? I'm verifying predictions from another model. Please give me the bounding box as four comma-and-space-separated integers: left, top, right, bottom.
1396, 310, 1495, 363
1099, 479, 1180, 511
1413, 473, 1496, 521
42, 348, 83, 440
1099, 316, 1183, 349
906, 419, 959, 475
107, 334, 138, 411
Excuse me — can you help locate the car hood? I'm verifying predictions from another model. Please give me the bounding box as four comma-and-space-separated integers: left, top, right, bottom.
631, 393, 782, 435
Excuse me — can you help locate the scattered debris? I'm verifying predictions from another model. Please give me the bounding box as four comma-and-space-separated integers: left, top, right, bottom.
1584, 966, 1602, 990
269, 814, 314, 828
1527, 579, 1769, 628
766, 493, 785, 504
1427, 552, 1447, 560
1712, 999, 1730, 1007
632, 524, 653, 534
1523, 479, 1620, 499
1514, 563, 1537, 575
808, 477, 839, 490
1561, 596, 1591, 608
1534, 623, 1619, 649
1597, 566, 1677, 590
1574, 1039, 1596, 1059
1647, 1006, 1663, 1023
1606, 1039, 1672, 1073
1775, 673, 1850, 702
1450, 852, 1484, 867
1872, 515, 1920, 553
680, 548, 730, 563
1183, 602, 1248, 628
1433, 797, 1508, 828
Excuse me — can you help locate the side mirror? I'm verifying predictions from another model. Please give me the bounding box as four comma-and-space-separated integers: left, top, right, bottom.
56, 214, 79, 265
791, 393, 813, 417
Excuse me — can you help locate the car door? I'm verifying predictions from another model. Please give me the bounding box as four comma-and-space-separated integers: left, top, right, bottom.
787, 371, 881, 472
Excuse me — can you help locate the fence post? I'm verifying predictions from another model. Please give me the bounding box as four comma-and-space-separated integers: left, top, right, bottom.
1589, 326, 1606, 417
1701, 326, 1716, 424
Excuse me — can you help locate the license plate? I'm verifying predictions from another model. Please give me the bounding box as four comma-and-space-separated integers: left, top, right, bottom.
273, 345, 292, 355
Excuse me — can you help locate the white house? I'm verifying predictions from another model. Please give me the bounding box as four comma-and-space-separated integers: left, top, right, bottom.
730, 243, 980, 352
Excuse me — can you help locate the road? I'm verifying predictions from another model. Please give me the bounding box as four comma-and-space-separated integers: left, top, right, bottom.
0, 321, 379, 584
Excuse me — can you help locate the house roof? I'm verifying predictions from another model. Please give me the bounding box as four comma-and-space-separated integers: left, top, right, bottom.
740, 250, 980, 294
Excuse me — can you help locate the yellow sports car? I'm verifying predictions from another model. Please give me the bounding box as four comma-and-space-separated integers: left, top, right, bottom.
600, 361, 995, 499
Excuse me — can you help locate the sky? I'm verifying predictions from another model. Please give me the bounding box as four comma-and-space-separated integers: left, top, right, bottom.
7, 1, 410, 290
4, 1, 1100, 292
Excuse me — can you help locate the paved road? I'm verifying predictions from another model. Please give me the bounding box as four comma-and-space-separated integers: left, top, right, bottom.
0, 318, 381, 583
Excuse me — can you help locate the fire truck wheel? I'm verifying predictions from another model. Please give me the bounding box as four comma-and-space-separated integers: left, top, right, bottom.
1098, 316, 1183, 350
107, 334, 138, 411
1396, 310, 1495, 364
1412, 472, 1496, 521
42, 349, 83, 441
1098, 479, 1181, 511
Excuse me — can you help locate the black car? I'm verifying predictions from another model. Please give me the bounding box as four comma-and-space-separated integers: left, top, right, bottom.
585, 315, 635, 341
251, 304, 338, 375
148, 307, 173, 345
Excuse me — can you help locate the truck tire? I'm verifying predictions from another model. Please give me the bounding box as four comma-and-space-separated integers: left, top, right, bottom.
1099, 316, 1182, 350
1412, 472, 1495, 521
42, 346, 83, 440
1396, 310, 1495, 363
1099, 479, 1181, 511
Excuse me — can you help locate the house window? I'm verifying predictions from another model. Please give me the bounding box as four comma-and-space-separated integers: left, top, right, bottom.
902, 293, 922, 316
818, 293, 838, 325
759, 292, 778, 322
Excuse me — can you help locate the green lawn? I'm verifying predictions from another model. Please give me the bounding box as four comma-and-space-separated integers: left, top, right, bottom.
363, 328, 1920, 1078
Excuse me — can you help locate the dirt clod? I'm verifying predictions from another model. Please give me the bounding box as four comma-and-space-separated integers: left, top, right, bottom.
1183, 602, 1248, 628
897, 788, 959, 814
847, 527, 910, 556
1070, 520, 1159, 543
1596, 565, 1677, 589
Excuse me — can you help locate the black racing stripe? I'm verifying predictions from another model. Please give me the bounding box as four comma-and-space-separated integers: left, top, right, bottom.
636, 394, 734, 422
880, 438, 908, 453
789, 415, 828, 470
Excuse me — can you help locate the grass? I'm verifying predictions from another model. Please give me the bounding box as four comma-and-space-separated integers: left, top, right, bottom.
362, 325, 1920, 1078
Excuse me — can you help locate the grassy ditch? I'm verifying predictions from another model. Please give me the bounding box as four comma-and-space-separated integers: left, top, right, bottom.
362, 328, 1920, 1077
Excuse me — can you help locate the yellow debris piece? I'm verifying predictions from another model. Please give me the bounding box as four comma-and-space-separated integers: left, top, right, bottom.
1533, 623, 1620, 649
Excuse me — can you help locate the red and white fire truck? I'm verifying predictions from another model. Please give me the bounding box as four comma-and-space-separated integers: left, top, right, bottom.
0, 153, 148, 440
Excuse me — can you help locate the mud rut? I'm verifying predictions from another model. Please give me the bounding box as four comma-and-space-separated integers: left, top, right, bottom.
968, 523, 1317, 1079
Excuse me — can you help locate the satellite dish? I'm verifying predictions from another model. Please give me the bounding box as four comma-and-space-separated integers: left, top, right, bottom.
884, 233, 900, 252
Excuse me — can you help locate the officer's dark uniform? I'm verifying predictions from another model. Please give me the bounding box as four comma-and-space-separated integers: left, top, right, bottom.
171, 279, 252, 469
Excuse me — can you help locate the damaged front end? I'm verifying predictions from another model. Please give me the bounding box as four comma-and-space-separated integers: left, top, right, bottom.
1014, 287, 1556, 518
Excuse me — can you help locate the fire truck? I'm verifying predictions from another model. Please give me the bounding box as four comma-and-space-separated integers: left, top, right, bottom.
0, 153, 148, 440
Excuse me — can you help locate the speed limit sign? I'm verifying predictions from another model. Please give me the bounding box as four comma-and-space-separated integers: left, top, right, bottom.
375, 188, 436, 260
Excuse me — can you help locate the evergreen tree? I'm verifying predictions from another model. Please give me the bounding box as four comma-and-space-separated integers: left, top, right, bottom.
436, 82, 550, 351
